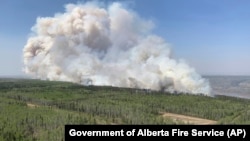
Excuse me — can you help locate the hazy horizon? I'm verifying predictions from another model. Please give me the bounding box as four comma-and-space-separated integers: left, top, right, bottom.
1, 70, 249, 79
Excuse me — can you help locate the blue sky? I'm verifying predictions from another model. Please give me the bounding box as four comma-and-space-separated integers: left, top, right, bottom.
0, 0, 250, 76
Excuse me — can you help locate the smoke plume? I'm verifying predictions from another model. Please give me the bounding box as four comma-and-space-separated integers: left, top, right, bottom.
23, 2, 211, 95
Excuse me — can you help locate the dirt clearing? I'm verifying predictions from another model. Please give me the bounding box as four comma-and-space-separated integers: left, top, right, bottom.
161, 112, 217, 125
26, 103, 40, 108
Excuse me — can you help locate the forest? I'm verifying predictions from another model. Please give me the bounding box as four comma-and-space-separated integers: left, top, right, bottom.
1, 78, 250, 140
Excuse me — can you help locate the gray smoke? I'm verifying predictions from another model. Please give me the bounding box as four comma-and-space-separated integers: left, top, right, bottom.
23, 2, 211, 95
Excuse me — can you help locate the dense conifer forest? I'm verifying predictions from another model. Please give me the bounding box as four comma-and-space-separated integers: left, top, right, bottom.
1, 78, 250, 140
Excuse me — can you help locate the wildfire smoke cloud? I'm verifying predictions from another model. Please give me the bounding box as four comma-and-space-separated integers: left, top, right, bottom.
23, 2, 211, 95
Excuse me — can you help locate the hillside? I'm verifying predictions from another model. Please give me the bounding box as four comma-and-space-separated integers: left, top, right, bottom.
1, 78, 250, 140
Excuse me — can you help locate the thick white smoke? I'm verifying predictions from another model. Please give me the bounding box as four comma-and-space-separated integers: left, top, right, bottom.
23, 2, 211, 95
